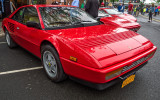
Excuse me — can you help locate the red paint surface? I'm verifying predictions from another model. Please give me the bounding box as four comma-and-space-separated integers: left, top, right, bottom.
2, 5, 157, 84
100, 8, 137, 22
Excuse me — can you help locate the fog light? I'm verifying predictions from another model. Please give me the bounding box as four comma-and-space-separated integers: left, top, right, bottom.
105, 68, 123, 80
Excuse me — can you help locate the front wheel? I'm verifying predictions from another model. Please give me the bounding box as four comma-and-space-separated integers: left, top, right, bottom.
41, 45, 67, 82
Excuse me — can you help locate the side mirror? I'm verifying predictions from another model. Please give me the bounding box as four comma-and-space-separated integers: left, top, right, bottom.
26, 21, 41, 29
96, 17, 101, 21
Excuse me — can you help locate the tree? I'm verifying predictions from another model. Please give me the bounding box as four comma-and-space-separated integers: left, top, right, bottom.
156, 0, 160, 3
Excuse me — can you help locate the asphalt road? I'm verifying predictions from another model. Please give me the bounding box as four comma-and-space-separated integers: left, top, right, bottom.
0, 16, 160, 100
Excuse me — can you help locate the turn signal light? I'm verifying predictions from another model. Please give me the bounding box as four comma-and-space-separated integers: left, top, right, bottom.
70, 56, 77, 62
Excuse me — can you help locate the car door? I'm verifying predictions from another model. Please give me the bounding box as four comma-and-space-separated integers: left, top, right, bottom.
8, 8, 25, 43
15, 7, 43, 56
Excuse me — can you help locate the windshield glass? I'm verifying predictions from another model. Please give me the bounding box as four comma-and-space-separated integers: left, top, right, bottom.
98, 10, 110, 17
104, 9, 122, 15
39, 7, 98, 28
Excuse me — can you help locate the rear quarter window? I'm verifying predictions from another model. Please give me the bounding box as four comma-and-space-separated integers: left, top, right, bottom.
12, 8, 24, 23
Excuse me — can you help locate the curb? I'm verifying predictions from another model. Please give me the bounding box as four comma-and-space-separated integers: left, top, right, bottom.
140, 14, 160, 22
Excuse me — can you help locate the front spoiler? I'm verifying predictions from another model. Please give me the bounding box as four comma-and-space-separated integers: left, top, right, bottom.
70, 61, 148, 90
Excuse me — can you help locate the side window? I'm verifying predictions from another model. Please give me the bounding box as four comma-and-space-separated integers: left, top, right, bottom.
12, 8, 24, 23
23, 7, 40, 25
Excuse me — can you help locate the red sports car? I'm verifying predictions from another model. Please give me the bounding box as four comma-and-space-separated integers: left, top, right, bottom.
2, 5, 157, 90
98, 10, 140, 32
99, 8, 137, 22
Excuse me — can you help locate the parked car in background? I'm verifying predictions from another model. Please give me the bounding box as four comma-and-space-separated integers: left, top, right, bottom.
2, 5, 157, 90
98, 10, 140, 32
99, 8, 137, 22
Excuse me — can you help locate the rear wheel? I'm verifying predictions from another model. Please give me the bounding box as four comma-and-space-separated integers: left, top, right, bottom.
41, 45, 67, 82
5, 29, 17, 48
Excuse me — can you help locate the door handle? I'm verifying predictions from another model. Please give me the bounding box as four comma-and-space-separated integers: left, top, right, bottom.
17, 27, 20, 30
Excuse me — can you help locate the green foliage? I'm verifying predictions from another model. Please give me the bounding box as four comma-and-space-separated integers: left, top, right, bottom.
157, 0, 160, 3
110, 0, 119, 2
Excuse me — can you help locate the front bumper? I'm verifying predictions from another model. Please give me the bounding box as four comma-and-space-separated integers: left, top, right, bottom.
61, 45, 156, 84
129, 27, 140, 32
70, 61, 148, 90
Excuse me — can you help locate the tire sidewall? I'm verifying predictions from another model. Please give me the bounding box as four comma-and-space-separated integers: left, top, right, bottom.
41, 45, 65, 82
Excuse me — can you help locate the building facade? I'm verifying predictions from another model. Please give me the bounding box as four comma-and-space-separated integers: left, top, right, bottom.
11, 0, 112, 8
11, 0, 87, 8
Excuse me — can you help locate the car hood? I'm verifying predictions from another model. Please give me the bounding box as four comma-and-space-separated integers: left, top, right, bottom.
100, 16, 139, 28
112, 14, 137, 22
47, 24, 149, 67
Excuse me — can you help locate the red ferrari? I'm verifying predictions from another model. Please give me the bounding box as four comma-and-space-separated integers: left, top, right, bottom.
98, 10, 140, 32
2, 5, 157, 90
99, 8, 137, 22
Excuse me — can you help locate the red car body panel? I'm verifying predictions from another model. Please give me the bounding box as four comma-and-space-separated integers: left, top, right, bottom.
2, 5, 157, 84
100, 16, 140, 31
112, 14, 137, 22
61, 45, 156, 83
100, 8, 137, 22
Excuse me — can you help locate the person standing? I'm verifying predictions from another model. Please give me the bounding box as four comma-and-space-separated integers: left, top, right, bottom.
121, 4, 125, 13
118, 3, 124, 13
148, 4, 155, 22
81, 2, 84, 9
68, 1, 71, 5
136, 5, 140, 17
133, 6, 137, 16
58, 2, 62, 5
154, 6, 158, 16
118, 3, 122, 12
10, 0, 16, 13
85, 0, 100, 18
52, 1, 58, 5
143, 7, 146, 15
71, 0, 79, 7
108, 2, 114, 9
128, 1, 133, 14
148, 8, 152, 22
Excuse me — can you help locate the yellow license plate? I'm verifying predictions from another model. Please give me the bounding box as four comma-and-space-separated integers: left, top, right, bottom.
122, 74, 135, 88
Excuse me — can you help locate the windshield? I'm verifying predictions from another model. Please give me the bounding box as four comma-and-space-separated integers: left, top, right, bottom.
104, 9, 122, 15
39, 7, 98, 28
98, 10, 110, 17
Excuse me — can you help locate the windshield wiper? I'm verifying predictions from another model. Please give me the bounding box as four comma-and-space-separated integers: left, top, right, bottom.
50, 22, 71, 24
73, 21, 92, 24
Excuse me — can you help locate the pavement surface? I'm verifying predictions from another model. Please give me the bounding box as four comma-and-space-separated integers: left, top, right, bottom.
0, 21, 3, 37
0, 16, 160, 100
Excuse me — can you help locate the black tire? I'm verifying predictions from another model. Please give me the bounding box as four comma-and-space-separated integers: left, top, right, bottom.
5, 29, 17, 48
41, 44, 67, 82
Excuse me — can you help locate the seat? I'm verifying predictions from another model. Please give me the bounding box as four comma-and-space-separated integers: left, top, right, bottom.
29, 17, 39, 23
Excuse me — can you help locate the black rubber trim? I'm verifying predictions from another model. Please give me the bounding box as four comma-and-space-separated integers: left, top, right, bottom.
44, 22, 101, 30
70, 61, 148, 90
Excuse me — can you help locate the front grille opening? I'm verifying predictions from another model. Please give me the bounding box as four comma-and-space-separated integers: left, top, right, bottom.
122, 51, 154, 73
